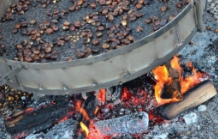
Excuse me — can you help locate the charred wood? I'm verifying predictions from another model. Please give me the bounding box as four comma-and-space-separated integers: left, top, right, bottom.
5, 99, 71, 135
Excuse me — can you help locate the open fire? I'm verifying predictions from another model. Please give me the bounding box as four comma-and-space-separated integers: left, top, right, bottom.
153, 56, 209, 105
78, 56, 210, 138
3, 56, 216, 139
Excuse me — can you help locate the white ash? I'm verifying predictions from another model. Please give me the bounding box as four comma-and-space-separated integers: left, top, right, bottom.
153, 133, 169, 139
25, 119, 78, 139
26, 132, 46, 139
183, 113, 198, 125
93, 112, 149, 137
198, 105, 207, 111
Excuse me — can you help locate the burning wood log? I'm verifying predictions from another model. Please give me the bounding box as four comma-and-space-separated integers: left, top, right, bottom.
160, 81, 217, 120
90, 112, 148, 138
162, 61, 182, 100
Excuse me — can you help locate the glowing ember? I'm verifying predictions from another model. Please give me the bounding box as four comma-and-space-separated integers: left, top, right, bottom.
122, 89, 149, 108
97, 89, 106, 103
86, 121, 101, 139
149, 110, 165, 124
57, 111, 75, 123
121, 87, 132, 101
58, 117, 69, 123
24, 107, 34, 114
153, 56, 209, 105
80, 122, 89, 136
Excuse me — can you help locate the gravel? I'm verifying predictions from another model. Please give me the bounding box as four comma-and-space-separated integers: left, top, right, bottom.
207, 0, 218, 21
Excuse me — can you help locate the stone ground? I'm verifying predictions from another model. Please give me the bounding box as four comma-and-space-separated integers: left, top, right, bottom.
1, 0, 218, 139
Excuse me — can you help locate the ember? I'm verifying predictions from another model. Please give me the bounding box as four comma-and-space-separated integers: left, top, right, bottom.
121, 87, 132, 101
97, 89, 106, 104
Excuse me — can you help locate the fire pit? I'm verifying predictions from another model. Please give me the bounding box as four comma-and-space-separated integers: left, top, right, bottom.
0, 0, 217, 138
0, 0, 207, 95
2, 55, 217, 139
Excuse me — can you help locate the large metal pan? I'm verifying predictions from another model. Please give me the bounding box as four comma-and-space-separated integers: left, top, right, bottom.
0, 0, 207, 95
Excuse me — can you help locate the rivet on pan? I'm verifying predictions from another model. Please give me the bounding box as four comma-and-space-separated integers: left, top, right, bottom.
38, 84, 43, 90
122, 71, 131, 78
153, 59, 160, 63
62, 86, 68, 90
91, 83, 97, 87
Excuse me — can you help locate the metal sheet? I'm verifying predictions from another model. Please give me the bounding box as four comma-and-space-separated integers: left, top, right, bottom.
0, 0, 206, 94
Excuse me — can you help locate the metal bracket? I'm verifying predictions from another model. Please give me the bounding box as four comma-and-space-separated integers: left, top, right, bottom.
194, 0, 207, 32
0, 64, 22, 86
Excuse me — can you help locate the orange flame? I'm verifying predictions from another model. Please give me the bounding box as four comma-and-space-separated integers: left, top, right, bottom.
180, 62, 205, 94
76, 101, 90, 121
97, 89, 106, 103
152, 65, 181, 105
153, 56, 208, 105
170, 56, 183, 73
80, 122, 89, 136
94, 106, 99, 115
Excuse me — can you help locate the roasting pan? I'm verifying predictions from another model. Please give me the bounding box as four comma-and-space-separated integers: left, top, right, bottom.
0, 0, 207, 95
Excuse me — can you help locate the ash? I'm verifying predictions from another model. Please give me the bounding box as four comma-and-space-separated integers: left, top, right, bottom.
0, 1, 218, 139
26, 119, 78, 139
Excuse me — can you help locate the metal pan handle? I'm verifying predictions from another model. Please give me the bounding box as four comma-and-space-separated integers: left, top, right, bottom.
0, 64, 22, 86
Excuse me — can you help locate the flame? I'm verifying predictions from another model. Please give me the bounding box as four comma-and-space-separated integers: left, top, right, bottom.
76, 101, 90, 121
152, 65, 180, 105
153, 56, 209, 105
94, 106, 99, 115
180, 62, 206, 94
97, 89, 106, 103
170, 56, 182, 73
80, 122, 89, 136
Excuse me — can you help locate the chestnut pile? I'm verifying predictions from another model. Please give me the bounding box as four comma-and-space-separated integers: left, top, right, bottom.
0, 0, 189, 63
0, 85, 32, 114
